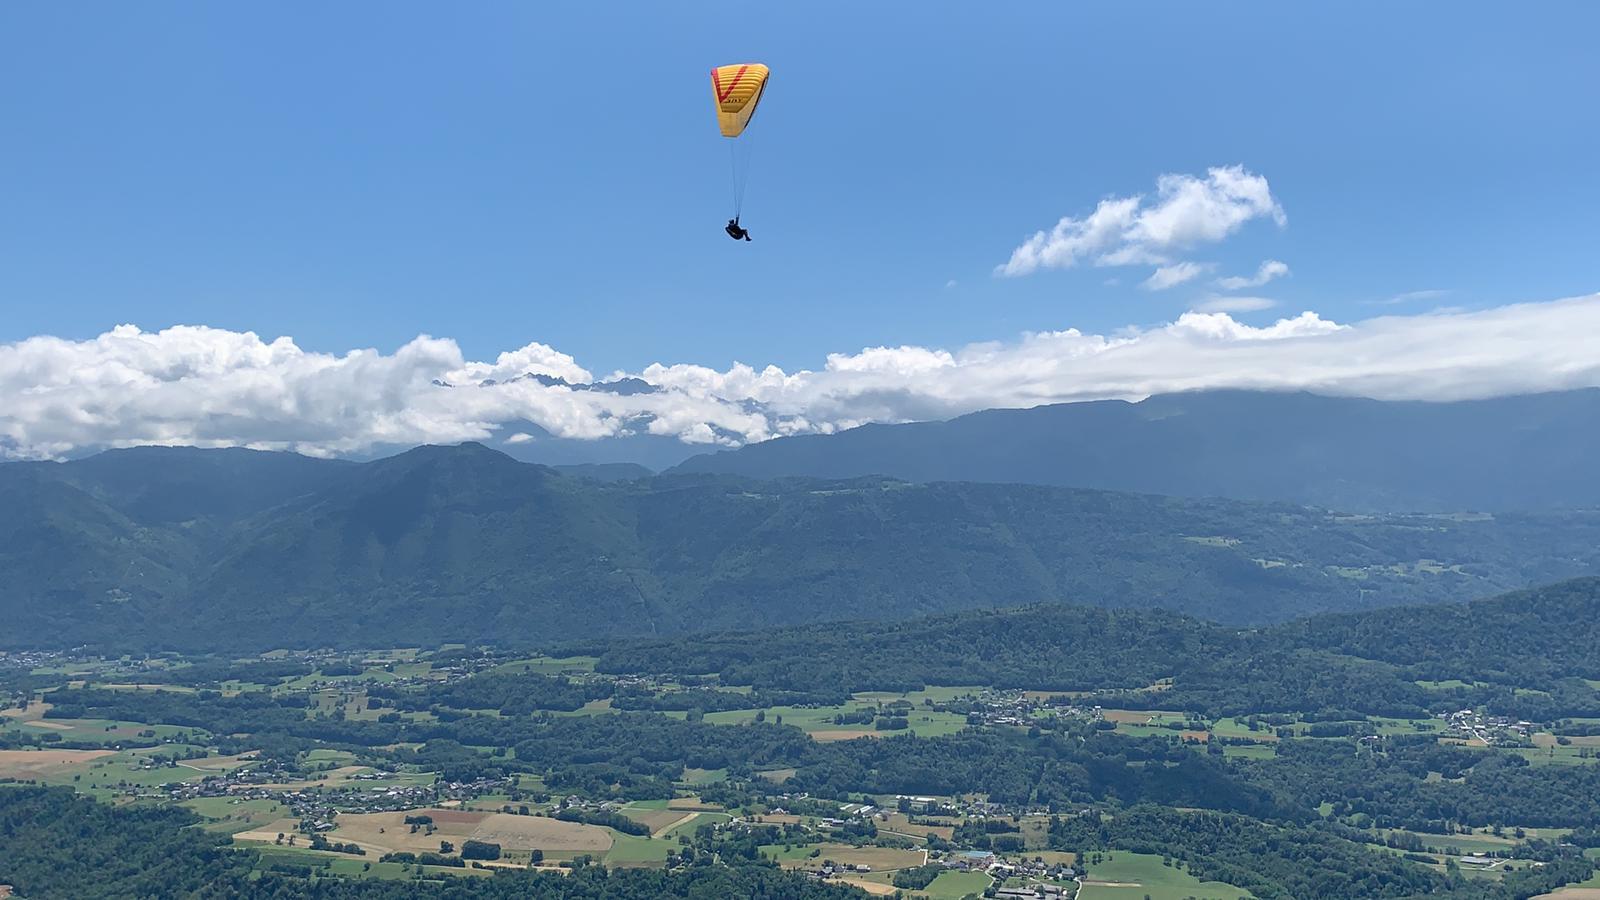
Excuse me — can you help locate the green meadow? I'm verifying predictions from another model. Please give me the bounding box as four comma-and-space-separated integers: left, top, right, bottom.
1079, 851, 1252, 899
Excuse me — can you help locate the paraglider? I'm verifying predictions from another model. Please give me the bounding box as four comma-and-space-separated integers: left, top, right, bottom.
711, 63, 769, 241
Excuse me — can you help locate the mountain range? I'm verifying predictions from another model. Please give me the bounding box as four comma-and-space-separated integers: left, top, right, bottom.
673, 388, 1600, 513
4, 441, 1599, 652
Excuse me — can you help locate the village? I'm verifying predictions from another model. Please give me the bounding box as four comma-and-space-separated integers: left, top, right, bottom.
1441, 707, 1537, 746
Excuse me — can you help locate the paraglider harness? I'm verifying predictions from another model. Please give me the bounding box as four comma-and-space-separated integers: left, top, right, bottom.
725, 218, 751, 241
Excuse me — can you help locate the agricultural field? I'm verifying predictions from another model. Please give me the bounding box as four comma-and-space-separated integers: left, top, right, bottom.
700, 700, 968, 739
678, 766, 726, 785
548, 698, 616, 717
1078, 851, 1252, 899
601, 832, 676, 867
921, 871, 992, 896
0, 748, 114, 779
775, 843, 927, 873
486, 656, 598, 676
251, 847, 492, 881
9, 581, 1600, 900
877, 812, 956, 841
184, 797, 290, 833
322, 808, 615, 858
922, 870, 993, 899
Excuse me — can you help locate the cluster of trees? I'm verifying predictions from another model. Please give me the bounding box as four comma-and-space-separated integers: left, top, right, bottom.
787, 728, 1286, 817
890, 863, 943, 889
460, 840, 502, 861
594, 578, 1600, 721
43, 686, 400, 753
307, 833, 365, 855
1046, 804, 1594, 899
377, 850, 464, 868
135, 658, 317, 688
1239, 738, 1600, 828
372, 671, 614, 715
610, 685, 846, 712
554, 807, 651, 836
0, 786, 257, 898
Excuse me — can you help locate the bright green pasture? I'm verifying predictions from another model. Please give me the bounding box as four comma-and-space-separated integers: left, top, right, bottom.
8, 716, 197, 744
548, 698, 617, 717
43, 747, 212, 800
922, 870, 992, 898
760, 843, 822, 863
700, 703, 967, 738
487, 656, 598, 676
602, 831, 675, 866
1079, 851, 1252, 900
184, 797, 289, 833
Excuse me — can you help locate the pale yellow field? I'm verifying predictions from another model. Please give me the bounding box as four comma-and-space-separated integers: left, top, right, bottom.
0, 748, 113, 778
619, 808, 687, 833
469, 813, 614, 852
667, 797, 724, 811
753, 813, 807, 825
879, 812, 955, 840
1534, 733, 1600, 749
651, 812, 698, 838
327, 808, 613, 855
836, 876, 898, 895
231, 817, 304, 846
0, 701, 50, 720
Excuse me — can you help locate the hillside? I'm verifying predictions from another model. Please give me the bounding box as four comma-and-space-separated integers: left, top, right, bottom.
5, 443, 1600, 651
590, 577, 1600, 720
672, 388, 1600, 512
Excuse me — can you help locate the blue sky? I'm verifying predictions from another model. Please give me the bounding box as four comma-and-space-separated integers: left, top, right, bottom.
4, 2, 1597, 375
4, 3, 1600, 461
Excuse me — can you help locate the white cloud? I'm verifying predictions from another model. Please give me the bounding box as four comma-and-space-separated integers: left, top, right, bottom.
1191, 296, 1279, 313
1143, 262, 1212, 291
1216, 260, 1290, 290
1375, 289, 1451, 305
4, 295, 1600, 460
997, 166, 1284, 278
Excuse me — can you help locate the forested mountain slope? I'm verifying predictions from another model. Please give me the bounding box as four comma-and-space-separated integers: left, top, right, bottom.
591, 577, 1600, 721
674, 388, 1600, 512
5, 443, 1600, 651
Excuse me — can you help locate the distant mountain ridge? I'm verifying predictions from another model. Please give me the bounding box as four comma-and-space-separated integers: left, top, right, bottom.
4, 443, 1600, 652
672, 388, 1600, 512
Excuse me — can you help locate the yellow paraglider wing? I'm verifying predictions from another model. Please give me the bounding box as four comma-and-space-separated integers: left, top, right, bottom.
711, 63, 770, 138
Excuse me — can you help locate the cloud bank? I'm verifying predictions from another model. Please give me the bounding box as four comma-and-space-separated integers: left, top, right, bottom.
4, 295, 1600, 460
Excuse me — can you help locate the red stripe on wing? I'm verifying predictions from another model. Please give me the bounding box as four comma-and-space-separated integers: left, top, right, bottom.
715, 64, 751, 103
